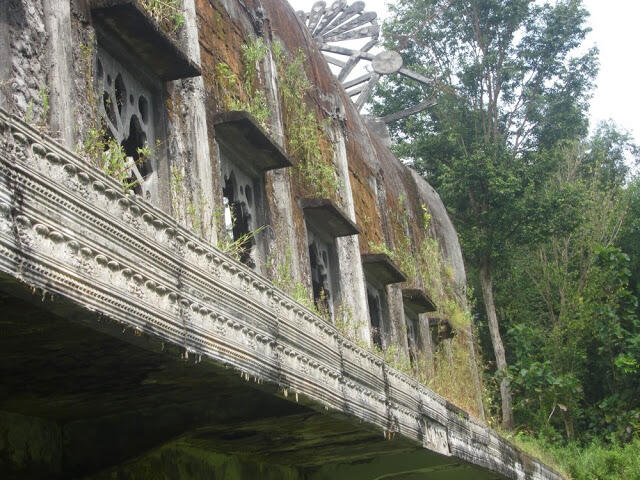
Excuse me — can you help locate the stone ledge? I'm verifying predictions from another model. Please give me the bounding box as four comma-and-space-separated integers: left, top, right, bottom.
361, 253, 407, 285
213, 110, 293, 174
403, 288, 437, 313
91, 0, 201, 80
301, 197, 360, 238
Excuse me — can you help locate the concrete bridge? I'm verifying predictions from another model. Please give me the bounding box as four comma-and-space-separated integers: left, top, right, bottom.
0, 109, 561, 479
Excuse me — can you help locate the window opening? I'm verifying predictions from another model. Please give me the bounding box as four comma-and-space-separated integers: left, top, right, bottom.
121, 116, 150, 196
309, 242, 332, 317
96, 47, 157, 201
222, 170, 256, 268
361, 253, 407, 354
307, 230, 336, 320
405, 312, 420, 368
429, 317, 452, 350
368, 289, 383, 350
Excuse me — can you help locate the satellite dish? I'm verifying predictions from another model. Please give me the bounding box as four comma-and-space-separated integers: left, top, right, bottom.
298, 0, 436, 122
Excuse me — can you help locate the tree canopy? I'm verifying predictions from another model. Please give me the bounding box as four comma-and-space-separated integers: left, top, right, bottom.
374, 0, 599, 430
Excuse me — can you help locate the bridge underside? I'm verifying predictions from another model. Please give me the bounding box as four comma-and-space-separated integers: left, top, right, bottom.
0, 278, 498, 480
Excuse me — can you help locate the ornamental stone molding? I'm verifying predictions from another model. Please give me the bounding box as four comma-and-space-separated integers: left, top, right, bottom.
0, 108, 561, 479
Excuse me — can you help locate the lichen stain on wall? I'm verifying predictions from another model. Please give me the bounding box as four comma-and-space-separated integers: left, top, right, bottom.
197, 0, 251, 114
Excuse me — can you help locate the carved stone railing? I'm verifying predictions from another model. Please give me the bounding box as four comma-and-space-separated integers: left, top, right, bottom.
0, 109, 561, 480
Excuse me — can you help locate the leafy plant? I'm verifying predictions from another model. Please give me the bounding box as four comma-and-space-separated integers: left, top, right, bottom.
267, 246, 322, 315
24, 87, 49, 127
24, 100, 34, 124
80, 124, 152, 193
217, 224, 266, 261
272, 41, 340, 199
215, 38, 270, 129
139, 0, 184, 32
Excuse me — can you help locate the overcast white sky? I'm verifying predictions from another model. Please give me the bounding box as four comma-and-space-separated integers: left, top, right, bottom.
288, 0, 640, 142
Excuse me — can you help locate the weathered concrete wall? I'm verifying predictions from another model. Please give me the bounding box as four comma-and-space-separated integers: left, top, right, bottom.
1, 0, 47, 119
43, 0, 74, 147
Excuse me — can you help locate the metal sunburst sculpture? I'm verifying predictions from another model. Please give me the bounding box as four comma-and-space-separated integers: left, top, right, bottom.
297, 0, 436, 123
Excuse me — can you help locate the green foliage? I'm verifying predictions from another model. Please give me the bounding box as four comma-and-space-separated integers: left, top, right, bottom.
211, 191, 263, 261
267, 246, 325, 317
217, 225, 265, 260
506, 434, 640, 480
375, 0, 599, 429
582, 122, 638, 188
560, 439, 640, 480
139, 0, 184, 32
171, 166, 213, 236
79, 37, 99, 127
215, 38, 270, 129
24, 87, 49, 127
272, 41, 340, 199
370, 198, 468, 329
24, 99, 34, 124
373, 344, 412, 375
369, 198, 484, 417
80, 127, 152, 193
619, 176, 640, 312
216, 39, 339, 198
241, 38, 269, 83
170, 166, 185, 217
489, 130, 640, 446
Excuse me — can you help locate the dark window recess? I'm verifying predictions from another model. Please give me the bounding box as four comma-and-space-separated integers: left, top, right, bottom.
361, 254, 406, 353
214, 111, 293, 273
405, 314, 420, 368
429, 318, 453, 348
222, 173, 255, 268
302, 199, 359, 321
114, 73, 126, 114
402, 289, 436, 368
309, 242, 331, 316
368, 290, 383, 350
122, 116, 150, 196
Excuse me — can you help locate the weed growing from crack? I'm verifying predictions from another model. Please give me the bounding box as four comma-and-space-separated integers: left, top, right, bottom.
368, 199, 485, 417
215, 38, 270, 130
139, 0, 185, 32
272, 40, 340, 199
24, 87, 49, 128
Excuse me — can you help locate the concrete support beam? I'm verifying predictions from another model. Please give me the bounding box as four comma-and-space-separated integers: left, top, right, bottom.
43, 0, 75, 147
0, 0, 10, 109
332, 128, 371, 346
180, 0, 217, 244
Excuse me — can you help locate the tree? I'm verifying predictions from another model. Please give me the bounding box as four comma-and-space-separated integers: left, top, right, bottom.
373, 0, 598, 429
618, 176, 640, 312
495, 131, 639, 440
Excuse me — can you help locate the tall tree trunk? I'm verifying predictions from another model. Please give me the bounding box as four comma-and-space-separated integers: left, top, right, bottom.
464, 324, 487, 421
479, 258, 514, 430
